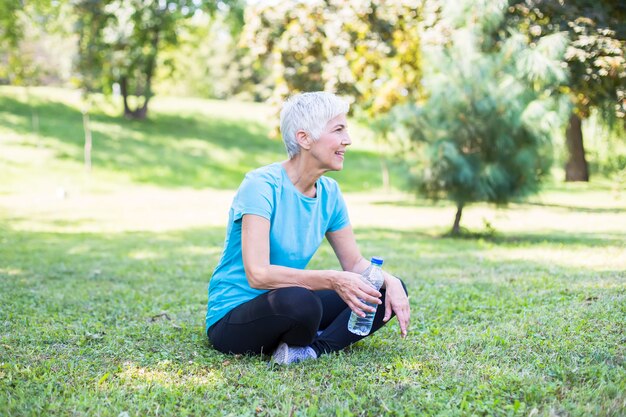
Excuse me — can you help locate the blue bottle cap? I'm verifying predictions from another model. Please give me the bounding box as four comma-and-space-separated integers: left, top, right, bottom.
370, 257, 383, 266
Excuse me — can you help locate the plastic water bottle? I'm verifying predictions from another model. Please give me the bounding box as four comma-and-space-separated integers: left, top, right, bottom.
348, 257, 384, 336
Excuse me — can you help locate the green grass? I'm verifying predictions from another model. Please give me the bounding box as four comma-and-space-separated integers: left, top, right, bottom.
0, 86, 406, 193
1, 87, 625, 416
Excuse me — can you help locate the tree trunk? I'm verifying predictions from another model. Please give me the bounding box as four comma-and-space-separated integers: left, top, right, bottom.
380, 157, 390, 191
118, 28, 159, 121
120, 77, 133, 118
136, 30, 159, 120
82, 110, 92, 172
26, 86, 40, 146
451, 203, 463, 236
120, 77, 148, 120
565, 112, 589, 182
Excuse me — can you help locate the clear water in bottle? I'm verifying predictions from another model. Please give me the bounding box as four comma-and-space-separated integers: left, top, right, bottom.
348, 257, 384, 336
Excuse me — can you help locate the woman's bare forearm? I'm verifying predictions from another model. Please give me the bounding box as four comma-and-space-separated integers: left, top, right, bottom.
246, 264, 341, 291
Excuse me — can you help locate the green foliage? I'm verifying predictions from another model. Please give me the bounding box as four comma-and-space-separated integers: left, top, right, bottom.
0, 0, 67, 85
241, 0, 422, 124
155, 10, 267, 101
0, 0, 23, 50
73, 0, 237, 118
490, 1, 626, 182
504, 0, 626, 121
392, 4, 568, 230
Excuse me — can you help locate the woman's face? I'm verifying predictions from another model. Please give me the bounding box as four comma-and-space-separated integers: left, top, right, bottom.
310, 113, 351, 172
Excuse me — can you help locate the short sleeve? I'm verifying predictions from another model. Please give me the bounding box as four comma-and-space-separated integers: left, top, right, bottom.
327, 187, 350, 232
232, 175, 275, 222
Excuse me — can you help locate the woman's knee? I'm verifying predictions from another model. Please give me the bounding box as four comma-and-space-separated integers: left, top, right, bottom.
268, 287, 323, 323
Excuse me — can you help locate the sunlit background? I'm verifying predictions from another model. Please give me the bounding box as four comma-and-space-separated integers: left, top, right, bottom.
1, 1, 625, 416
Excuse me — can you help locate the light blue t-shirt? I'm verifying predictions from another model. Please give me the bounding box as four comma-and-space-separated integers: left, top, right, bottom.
205, 162, 350, 331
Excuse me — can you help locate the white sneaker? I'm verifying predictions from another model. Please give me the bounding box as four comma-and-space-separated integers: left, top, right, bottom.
271, 342, 317, 365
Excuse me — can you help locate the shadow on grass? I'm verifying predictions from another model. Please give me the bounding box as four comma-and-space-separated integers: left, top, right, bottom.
521, 201, 626, 214
371, 198, 626, 214
483, 231, 626, 247
0, 94, 281, 189
354, 226, 626, 249
369, 198, 449, 208
1, 94, 403, 191
428, 229, 626, 249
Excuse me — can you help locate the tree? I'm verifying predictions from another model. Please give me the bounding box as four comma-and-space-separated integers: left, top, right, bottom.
155, 6, 260, 100
0, 0, 23, 79
503, 0, 626, 181
241, 0, 422, 122
0, 0, 72, 142
74, 0, 239, 120
0, 0, 67, 85
393, 3, 567, 234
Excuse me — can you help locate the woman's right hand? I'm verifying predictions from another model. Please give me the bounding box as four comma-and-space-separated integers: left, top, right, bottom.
332, 271, 382, 317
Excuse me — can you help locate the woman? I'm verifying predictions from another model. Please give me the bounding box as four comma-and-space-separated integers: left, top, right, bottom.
206, 92, 410, 364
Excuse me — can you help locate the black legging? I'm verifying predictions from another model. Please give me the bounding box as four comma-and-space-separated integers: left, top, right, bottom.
207, 280, 407, 357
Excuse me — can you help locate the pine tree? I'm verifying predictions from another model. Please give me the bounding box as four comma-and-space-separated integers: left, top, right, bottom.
395, 6, 567, 234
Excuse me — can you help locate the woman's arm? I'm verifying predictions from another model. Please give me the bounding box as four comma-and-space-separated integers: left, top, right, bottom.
324, 225, 370, 274
241, 214, 381, 317
326, 225, 411, 337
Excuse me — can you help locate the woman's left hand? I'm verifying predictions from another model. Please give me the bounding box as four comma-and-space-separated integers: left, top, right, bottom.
383, 276, 410, 338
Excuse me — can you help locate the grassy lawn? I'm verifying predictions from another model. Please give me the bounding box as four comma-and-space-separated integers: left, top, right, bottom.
1, 87, 625, 416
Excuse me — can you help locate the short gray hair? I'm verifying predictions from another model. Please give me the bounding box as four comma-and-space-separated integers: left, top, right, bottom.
279, 92, 350, 159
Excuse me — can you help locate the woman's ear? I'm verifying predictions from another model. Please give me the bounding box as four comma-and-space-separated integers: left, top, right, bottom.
295, 130, 312, 151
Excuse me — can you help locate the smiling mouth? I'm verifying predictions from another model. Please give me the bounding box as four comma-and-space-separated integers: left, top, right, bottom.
335, 151, 345, 159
